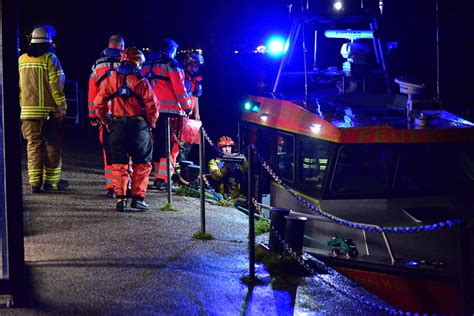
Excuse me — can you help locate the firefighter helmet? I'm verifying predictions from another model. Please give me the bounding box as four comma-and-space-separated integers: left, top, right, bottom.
217, 136, 235, 148
184, 53, 204, 67
120, 47, 145, 69
30, 25, 56, 44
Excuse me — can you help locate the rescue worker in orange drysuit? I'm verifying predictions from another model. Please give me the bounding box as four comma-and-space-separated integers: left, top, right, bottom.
88, 34, 125, 198
141, 38, 192, 190
94, 48, 159, 211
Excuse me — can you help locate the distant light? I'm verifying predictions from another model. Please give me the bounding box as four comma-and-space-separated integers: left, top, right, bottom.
334, 1, 343, 10
406, 261, 419, 267
234, 50, 239, 54
244, 102, 252, 110
256, 45, 266, 53
310, 123, 322, 134
260, 114, 269, 121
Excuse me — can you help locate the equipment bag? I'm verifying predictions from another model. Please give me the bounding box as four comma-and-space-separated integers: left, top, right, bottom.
170, 116, 201, 144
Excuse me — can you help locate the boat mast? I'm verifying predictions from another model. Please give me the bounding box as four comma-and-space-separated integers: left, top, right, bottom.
435, 0, 440, 99
301, 0, 309, 103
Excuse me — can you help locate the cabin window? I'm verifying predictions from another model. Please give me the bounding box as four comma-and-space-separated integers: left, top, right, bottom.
393, 143, 474, 195
299, 138, 333, 194
277, 133, 294, 182
330, 145, 390, 194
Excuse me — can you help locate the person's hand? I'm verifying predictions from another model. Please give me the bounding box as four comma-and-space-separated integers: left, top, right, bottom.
58, 108, 67, 120
90, 119, 99, 127
194, 113, 200, 121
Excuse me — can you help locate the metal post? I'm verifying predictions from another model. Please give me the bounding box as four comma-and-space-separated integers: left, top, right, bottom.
458, 221, 472, 315
313, 30, 318, 70
300, 0, 308, 102
272, 19, 300, 96
369, 23, 380, 65
247, 146, 255, 279
372, 17, 392, 94
284, 215, 308, 256
435, 0, 440, 99
165, 116, 172, 204
199, 128, 206, 233
269, 208, 291, 255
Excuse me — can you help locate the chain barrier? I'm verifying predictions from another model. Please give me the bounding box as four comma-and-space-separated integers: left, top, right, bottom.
201, 127, 224, 156
201, 173, 234, 206
199, 127, 438, 315
251, 199, 407, 315
201, 126, 461, 233
250, 144, 461, 234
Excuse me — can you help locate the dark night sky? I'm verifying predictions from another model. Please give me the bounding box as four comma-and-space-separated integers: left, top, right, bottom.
17, 0, 474, 145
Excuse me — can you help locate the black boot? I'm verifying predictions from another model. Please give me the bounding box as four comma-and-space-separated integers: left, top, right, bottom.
116, 199, 127, 212
106, 188, 116, 199
130, 198, 149, 211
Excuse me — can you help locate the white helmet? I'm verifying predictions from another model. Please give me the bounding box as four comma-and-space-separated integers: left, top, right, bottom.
30, 25, 56, 44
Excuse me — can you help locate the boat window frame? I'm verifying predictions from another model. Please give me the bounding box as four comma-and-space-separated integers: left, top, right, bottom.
390, 142, 474, 197
328, 143, 392, 196
276, 131, 296, 183
296, 135, 336, 198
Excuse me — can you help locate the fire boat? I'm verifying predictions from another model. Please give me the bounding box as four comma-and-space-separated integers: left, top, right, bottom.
239, 1, 474, 314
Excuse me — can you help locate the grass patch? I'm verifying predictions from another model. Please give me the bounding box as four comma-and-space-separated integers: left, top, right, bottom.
255, 219, 270, 235
255, 245, 280, 272
255, 244, 309, 276
175, 186, 200, 197
193, 231, 214, 240
161, 202, 178, 211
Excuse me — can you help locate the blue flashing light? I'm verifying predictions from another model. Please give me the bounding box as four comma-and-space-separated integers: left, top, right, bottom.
251, 105, 260, 113
266, 36, 288, 57
244, 102, 251, 110
406, 261, 419, 267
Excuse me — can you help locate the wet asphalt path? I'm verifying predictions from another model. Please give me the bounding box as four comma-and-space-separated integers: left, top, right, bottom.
6, 129, 391, 315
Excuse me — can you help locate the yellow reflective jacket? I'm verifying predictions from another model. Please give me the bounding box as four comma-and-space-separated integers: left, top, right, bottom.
19, 52, 67, 119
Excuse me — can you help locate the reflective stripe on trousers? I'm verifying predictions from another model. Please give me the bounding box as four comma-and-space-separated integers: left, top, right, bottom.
21, 119, 63, 186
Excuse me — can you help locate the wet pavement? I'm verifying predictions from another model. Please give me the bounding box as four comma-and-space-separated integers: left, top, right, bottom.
7, 134, 392, 315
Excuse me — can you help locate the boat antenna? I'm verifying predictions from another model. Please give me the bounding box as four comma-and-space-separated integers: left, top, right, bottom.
435, 0, 440, 99
300, 0, 309, 104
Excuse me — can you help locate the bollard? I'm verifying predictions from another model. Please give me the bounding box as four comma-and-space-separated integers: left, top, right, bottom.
269, 208, 291, 255
187, 165, 200, 183
284, 215, 308, 256
179, 160, 193, 182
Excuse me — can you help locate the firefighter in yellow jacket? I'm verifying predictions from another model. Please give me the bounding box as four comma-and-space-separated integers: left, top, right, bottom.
208, 136, 248, 201
19, 25, 69, 193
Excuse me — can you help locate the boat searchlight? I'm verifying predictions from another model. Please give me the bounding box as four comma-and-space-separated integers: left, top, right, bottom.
260, 114, 269, 122
310, 123, 322, 134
